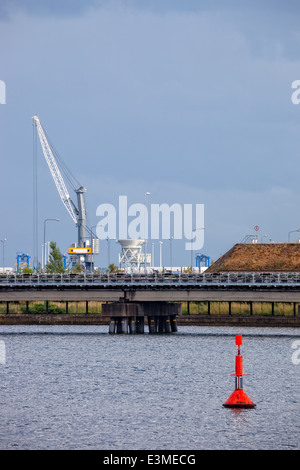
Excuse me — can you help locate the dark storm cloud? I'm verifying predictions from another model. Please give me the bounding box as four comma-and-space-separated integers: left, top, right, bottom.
1, 0, 300, 265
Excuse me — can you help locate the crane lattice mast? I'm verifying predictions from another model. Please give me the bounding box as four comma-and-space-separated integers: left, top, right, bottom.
32, 115, 78, 226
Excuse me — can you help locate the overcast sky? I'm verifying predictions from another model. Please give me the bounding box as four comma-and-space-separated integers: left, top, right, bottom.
1, 0, 300, 269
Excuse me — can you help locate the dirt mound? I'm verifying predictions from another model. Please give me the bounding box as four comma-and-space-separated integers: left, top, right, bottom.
208, 243, 300, 272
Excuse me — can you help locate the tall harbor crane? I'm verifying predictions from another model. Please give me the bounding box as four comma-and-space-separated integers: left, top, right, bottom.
32, 115, 98, 270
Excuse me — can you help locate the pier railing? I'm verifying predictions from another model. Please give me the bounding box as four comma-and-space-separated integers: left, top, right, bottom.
1, 272, 300, 287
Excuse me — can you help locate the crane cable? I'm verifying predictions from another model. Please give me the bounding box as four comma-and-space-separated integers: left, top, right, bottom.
42, 126, 82, 192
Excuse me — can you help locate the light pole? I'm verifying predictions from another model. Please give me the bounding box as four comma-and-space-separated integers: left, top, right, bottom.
107, 237, 110, 267
159, 241, 163, 270
288, 229, 300, 242
0, 238, 6, 274
169, 236, 173, 273
106, 237, 116, 268
151, 242, 155, 268
144, 192, 150, 273
43, 218, 60, 270
91, 225, 97, 242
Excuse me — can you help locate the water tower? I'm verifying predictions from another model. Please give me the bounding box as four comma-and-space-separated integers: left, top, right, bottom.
118, 239, 151, 273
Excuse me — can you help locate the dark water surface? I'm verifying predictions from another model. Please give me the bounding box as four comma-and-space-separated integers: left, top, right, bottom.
0, 325, 299, 450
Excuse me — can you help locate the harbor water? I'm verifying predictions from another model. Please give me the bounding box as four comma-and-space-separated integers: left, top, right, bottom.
0, 325, 299, 450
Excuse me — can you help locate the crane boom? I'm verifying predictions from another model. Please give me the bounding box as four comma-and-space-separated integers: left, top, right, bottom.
32, 115, 96, 271
32, 115, 78, 225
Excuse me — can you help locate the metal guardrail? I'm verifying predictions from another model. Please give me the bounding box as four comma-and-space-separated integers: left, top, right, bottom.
1, 272, 300, 287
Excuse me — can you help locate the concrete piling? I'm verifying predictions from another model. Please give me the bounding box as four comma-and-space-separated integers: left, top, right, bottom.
154, 316, 158, 332
121, 317, 128, 334
148, 316, 156, 334
136, 317, 144, 334
163, 316, 171, 333
129, 317, 136, 334
158, 315, 164, 333
116, 318, 123, 334
170, 315, 178, 332
109, 318, 116, 334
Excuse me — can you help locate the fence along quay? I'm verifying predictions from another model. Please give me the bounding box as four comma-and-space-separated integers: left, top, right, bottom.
1, 272, 300, 332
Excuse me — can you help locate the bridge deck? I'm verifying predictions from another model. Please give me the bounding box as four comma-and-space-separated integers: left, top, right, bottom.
1, 273, 300, 302
2, 271, 300, 287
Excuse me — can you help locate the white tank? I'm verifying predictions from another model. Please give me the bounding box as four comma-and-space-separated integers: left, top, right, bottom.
118, 239, 146, 272
118, 239, 145, 250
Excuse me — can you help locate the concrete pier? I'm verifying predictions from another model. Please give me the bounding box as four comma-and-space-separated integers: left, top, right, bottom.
129, 317, 136, 334
102, 301, 181, 334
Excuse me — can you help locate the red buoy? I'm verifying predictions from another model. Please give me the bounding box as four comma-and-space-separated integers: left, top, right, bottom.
223, 335, 256, 408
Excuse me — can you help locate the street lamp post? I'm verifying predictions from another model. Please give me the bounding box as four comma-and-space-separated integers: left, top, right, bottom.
144, 192, 150, 273
169, 236, 173, 273
90, 225, 98, 243
288, 229, 300, 242
151, 242, 155, 268
43, 218, 60, 270
0, 238, 6, 274
107, 237, 110, 267
41, 243, 44, 270
159, 241, 163, 270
